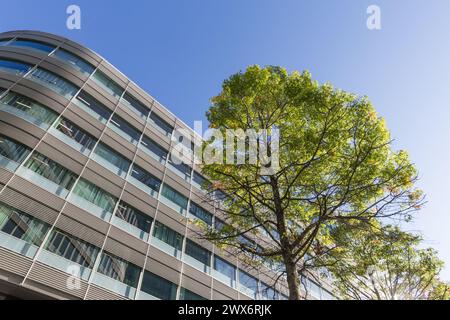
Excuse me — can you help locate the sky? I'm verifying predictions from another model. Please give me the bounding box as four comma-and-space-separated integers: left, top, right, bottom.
1, 0, 450, 281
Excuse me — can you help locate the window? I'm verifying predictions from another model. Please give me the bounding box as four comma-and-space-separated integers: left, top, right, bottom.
44, 228, 99, 268
74, 90, 112, 122
161, 184, 188, 212
121, 92, 149, 118
0, 59, 32, 75
115, 201, 153, 234
167, 155, 191, 180
72, 178, 118, 214
93, 142, 131, 174
140, 135, 168, 163
0, 91, 58, 129
152, 221, 183, 251
23, 152, 78, 191
27, 68, 79, 99
92, 70, 123, 98
0, 39, 12, 46
140, 271, 177, 300
0, 202, 49, 248
53, 117, 97, 151
188, 202, 212, 226
185, 239, 211, 266
130, 164, 161, 193
179, 288, 207, 300
238, 270, 258, 298
149, 112, 173, 136
0, 134, 31, 165
97, 251, 140, 287
51, 48, 95, 75
214, 255, 236, 285
260, 282, 279, 300
192, 171, 210, 189
5, 39, 55, 54
109, 114, 141, 143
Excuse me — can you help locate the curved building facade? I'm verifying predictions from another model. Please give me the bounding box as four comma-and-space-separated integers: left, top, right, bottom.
0, 30, 333, 300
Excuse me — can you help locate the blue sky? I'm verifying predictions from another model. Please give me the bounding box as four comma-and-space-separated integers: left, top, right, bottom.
2, 0, 450, 281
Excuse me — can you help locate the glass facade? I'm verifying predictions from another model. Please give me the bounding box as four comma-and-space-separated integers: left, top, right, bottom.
160, 184, 188, 214
53, 117, 97, 152
93, 142, 131, 177
51, 48, 95, 75
121, 92, 149, 118
0, 134, 31, 171
129, 164, 161, 195
140, 271, 177, 300
92, 70, 123, 98
139, 135, 167, 163
152, 221, 183, 251
0, 91, 58, 129
97, 251, 141, 288
148, 112, 173, 137
3, 39, 55, 54
115, 201, 153, 235
188, 202, 212, 226
109, 114, 141, 144
0, 59, 32, 75
74, 90, 112, 123
27, 68, 79, 99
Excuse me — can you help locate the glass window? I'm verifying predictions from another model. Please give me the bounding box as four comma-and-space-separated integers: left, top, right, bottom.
188, 202, 212, 226
72, 178, 118, 214
0, 59, 32, 75
93, 142, 131, 174
44, 228, 99, 268
74, 90, 112, 122
179, 288, 207, 300
149, 112, 173, 136
0, 91, 58, 128
0, 202, 50, 247
161, 184, 188, 211
51, 48, 95, 75
185, 239, 211, 266
115, 201, 153, 234
109, 114, 141, 143
238, 270, 258, 298
0, 134, 31, 164
6, 39, 55, 54
140, 271, 177, 300
167, 155, 191, 180
152, 221, 183, 250
214, 255, 236, 282
192, 171, 210, 189
27, 68, 79, 99
97, 251, 140, 287
121, 92, 149, 118
92, 70, 123, 98
23, 152, 78, 191
0, 39, 12, 46
53, 117, 97, 150
260, 282, 279, 300
140, 135, 168, 162
130, 164, 161, 193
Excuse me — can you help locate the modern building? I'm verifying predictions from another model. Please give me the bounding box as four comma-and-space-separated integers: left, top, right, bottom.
0, 30, 334, 300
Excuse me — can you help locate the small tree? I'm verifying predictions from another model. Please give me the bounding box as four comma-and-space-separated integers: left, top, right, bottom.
198, 65, 423, 299
324, 224, 446, 300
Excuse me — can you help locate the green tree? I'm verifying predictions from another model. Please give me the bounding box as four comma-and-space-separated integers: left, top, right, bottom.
199, 65, 423, 299
324, 224, 446, 300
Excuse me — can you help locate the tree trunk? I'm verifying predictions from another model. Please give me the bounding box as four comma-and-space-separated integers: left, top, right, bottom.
285, 255, 301, 300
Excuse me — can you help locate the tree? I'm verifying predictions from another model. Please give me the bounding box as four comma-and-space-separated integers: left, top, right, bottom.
197, 65, 423, 300
324, 224, 446, 300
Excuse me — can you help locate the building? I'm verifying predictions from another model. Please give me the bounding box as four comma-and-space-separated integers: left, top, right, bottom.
0, 30, 334, 300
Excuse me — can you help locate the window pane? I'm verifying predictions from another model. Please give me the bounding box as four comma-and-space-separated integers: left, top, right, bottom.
74, 90, 112, 122
140, 271, 177, 300
27, 68, 78, 99
0, 91, 58, 128
238, 270, 258, 298
188, 202, 212, 225
54, 117, 97, 150
0, 59, 32, 75
140, 135, 168, 162
45, 228, 99, 268
192, 171, 210, 189
167, 154, 191, 180
179, 288, 207, 300
0, 134, 31, 164
161, 184, 188, 210
51, 48, 95, 75
152, 221, 183, 250
92, 70, 123, 98
72, 178, 117, 213
115, 201, 152, 233
130, 164, 161, 193
149, 112, 173, 136
214, 255, 236, 282
0, 202, 50, 246
185, 239, 211, 266
97, 251, 140, 287
93, 142, 131, 173
260, 282, 279, 300
7, 39, 55, 54
121, 92, 149, 118
110, 114, 141, 143
23, 152, 78, 190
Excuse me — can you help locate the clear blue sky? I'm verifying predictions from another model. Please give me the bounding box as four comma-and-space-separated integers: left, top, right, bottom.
2, 0, 449, 281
